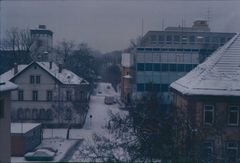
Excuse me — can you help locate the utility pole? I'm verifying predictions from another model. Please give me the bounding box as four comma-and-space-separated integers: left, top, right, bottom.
141, 17, 144, 39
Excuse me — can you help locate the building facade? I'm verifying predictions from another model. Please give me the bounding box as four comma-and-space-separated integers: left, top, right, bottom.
133, 20, 236, 106
0, 61, 90, 127
170, 34, 240, 162
30, 25, 53, 61
0, 82, 18, 163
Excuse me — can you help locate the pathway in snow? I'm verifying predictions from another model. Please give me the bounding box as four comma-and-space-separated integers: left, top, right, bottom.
68, 82, 127, 162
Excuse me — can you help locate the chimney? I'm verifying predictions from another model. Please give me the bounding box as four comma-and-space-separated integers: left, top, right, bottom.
14, 63, 18, 74
49, 61, 52, 69
59, 64, 63, 73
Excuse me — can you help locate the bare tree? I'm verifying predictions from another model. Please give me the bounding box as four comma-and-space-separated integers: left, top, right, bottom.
2, 27, 33, 63
54, 39, 75, 64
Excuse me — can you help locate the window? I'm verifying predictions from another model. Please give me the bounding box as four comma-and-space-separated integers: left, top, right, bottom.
66, 91, 72, 101
158, 35, 164, 44
153, 84, 160, 91
204, 105, 214, 124
36, 75, 41, 84
174, 35, 180, 43
226, 142, 238, 163
161, 64, 169, 72
47, 90, 53, 101
32, 90, 38, 101
169, 64, 177, 72
80, 91, 84, 100
137, 83, 144, 92
189, 36, 195, 43
182, 36, 187, 44
151, 35, 157, 44
145, 63, 152, 71
202, 141, 214, 162
145, 83, 153, 91
228, 106, 239, 126
205, 36, 210, 43
153, 63, 161, 71
30, 75, 35, 84
161, 84, 169, 92
185, 64, 193, 72
18, 90, 24, 101
177, 64, 185, 72
0, 100, 4, 118
166, 35, 172, 44
137, 63, 144, 71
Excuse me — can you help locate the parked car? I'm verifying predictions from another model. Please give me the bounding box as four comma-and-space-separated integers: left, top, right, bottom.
104, 96, 115, 105
24, 149, 55, 161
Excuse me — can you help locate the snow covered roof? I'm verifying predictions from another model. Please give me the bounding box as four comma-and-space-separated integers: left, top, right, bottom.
170, 33, 240, 96
37, 62, 88, 85
0, 81, 18, 92
0, 62, 89, 85
123, 75, 132, 79
11, 123, 41, 134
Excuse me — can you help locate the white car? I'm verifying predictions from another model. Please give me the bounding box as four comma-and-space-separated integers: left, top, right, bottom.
24, 149, 55, 161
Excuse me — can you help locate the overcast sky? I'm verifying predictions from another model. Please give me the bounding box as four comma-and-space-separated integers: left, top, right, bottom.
2, 0, 240, 53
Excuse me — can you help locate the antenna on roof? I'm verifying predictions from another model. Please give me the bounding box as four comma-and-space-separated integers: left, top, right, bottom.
162, 18, 165, 30
141, 17, 144, 38
207, 8, 211, 28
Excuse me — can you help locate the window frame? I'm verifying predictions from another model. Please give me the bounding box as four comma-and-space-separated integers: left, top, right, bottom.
66, 90, 72, 101
18, 90, 24, 101
36, 75, 41, 84
228, 106, 239, 127
204, 105, 214, 125
46, 90, 53, 101
30, 75, 35, 84
32, 90, 38, 101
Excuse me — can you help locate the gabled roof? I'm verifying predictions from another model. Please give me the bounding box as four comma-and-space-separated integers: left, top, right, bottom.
0, 62, 89, 85
170, 33, 240, 96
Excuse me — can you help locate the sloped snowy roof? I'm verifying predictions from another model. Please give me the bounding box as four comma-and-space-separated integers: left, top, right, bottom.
0, 62, 88, 85
170, 33, 240, 96
0, 81, 18, 92
11, 123, 41, 134
37, 62, 88, 85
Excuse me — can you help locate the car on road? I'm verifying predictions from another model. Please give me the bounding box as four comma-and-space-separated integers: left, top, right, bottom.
104, 96, 115, 105
24, 148, 56, 161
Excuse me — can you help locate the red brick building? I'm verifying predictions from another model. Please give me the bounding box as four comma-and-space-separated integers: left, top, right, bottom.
170, 34, 240, 162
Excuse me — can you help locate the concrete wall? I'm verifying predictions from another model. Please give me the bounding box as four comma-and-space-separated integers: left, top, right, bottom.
0, 91, 11, 163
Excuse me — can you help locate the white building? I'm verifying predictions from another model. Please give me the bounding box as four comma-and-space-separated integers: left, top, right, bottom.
0, 81, 18, 163
133, 20, 236, 108
0, 61, 90, 127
